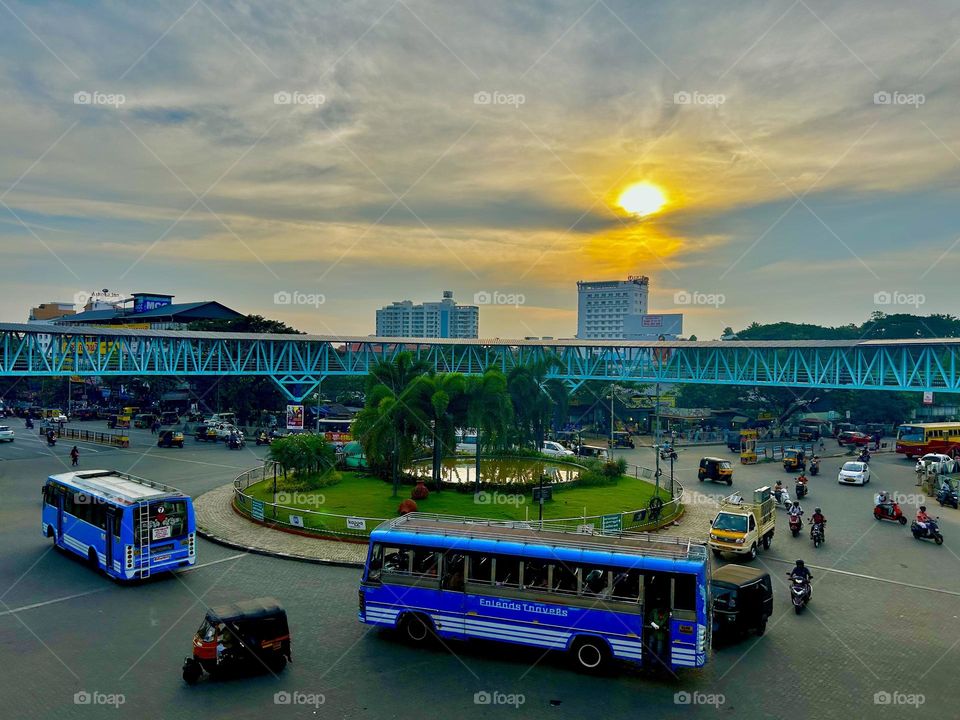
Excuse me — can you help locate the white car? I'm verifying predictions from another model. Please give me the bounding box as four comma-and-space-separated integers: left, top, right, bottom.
540, 440, 575, 457
838, 461, 871, 485
0, 425, 14, 442
916, 453, 955, 475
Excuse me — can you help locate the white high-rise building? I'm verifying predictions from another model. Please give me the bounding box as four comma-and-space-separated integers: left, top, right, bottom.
376, 290, 479, 339
576, 276, 650, 339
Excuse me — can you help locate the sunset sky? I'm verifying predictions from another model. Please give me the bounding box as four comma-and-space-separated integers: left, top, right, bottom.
1, 1, 959, 339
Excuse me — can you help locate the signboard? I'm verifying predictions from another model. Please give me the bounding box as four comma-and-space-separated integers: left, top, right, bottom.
923, 391, 934, 405
576, 523, 595, 535
289, 515, 304, 528
532, 486, 553, 503
346, 517, 366, 531
133, 294, 172, 314
601, 514, 622, 534
286, 404, 304, 431
252, 500, 264, 521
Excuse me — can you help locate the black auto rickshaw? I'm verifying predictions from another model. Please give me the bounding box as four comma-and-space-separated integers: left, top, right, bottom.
711, 564, 773, 645
194, 424, 217, 442
782, 447, 806, 472
157, 429, 185, 448
698, 456, 733, 485
182, 598, 291, 684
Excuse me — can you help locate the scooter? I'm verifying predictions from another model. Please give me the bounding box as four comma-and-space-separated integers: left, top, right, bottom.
911, 518, 944, 545
789, 511, 804, 537
25, 418, 34, 430
255, 432, 271, 446
787, 574, 812, 614
227, 433, 245, 450
937, 484, 959, 509
809, 460, 820, 476
811, 521, 825, 548
795, 477, 808, 499
859, 450, 871, 463
659, 444, 677, 461
773, 487, 792, 507
874, 501, 908, 525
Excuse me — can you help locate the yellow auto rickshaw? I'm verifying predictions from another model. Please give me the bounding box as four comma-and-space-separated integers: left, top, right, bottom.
782, 448, 806, 472
699, 457, 734, 485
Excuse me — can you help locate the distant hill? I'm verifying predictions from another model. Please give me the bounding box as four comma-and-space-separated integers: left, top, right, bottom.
735, 313, 960, 341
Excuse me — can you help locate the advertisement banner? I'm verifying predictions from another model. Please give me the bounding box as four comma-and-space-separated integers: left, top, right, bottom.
286, 404, 304, 431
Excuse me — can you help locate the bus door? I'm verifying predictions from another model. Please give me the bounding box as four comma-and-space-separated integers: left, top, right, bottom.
667, 574, 702, 668
104, 506, 120, 574
437, 551, 466, 637
54, 485, 65, 543
644, 574, 672, 667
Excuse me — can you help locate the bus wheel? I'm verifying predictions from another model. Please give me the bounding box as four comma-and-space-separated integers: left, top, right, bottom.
570, 637, 609, 673
87, 548, 100, 572
400, 614, 433, 645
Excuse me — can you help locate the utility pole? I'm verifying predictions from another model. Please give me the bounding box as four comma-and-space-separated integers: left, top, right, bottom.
609, 384, 615, 449
654, 382, 661, 443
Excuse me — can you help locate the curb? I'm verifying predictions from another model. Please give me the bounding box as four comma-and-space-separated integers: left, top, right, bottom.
195, 526, 364, 568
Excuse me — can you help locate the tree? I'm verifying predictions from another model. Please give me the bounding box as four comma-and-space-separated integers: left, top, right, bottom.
465, 369, 513, 489
352, 384, 414, 496
507, 357, 568, 450
406, 373, 469, 491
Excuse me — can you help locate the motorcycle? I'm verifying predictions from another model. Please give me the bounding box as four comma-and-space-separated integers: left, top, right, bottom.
811, 521, 825, 548
873, 501, 908, 525
255, 432, 271, 446
25, 418, 34, 430
659, 444, 678, 461
46, 433, 57, 447
789, 511, 804, 537
795, 478, 808, 499
227, 433, 245, 450
809, 460, 820, 476
786, 574, 812, 614
859, 450, 871, 463
937, 484, 959, 509
911, 518, 944, 545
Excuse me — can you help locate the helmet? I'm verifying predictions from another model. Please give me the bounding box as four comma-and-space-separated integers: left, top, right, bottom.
796, 560, 805, 567
920, 505, 927, 512
815, 507, 821, 513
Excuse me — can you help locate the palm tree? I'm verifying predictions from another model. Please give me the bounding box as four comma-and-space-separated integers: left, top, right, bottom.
352, 384, 417, 497
406, 373, 468, 491
366, 351, 429, 395
465, 369, 513, 490
507, 356, 568, 451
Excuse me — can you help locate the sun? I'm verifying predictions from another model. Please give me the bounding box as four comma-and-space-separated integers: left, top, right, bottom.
618, 182, 667, 217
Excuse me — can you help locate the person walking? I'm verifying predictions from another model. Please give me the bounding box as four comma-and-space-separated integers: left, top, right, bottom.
70, 445, 79, 466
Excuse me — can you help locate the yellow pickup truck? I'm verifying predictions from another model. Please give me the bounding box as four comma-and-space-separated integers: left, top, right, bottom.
709, 487, 776, 561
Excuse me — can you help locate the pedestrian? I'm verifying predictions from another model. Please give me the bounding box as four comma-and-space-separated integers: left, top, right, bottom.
819, 438, 825, 452
70, 445, 79, 466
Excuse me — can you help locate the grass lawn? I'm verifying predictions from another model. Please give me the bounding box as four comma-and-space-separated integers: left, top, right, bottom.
241, 470, 678, 536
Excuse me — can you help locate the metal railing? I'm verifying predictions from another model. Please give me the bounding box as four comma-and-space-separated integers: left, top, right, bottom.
43, 427, 129, 448
233, 459, 685, 540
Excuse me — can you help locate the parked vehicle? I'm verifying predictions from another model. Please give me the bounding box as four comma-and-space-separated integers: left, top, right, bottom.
698, 457, 733, 485
709, 487, 776, 560
160, 412, 180, 425
711, 565, 773, 643
207, 412, 237, 426
133, 413, 157, 429
916, 453, 955, 476
0, 425, 14, 442
911, 518, 944, 545
194, 425, 218, 442
608, 431, 635, 449
725, 429, 742, 452
874, 501, 908, 525
182, 598, 291, 685
157, 430, 185, 449
837, 431, 871, 447
782, 448, 806, 472
540, 440, 575, 458
574, 443, 608, 460
787, 574, 812, 614
798, 425, 820, 442
838, 461, 871, 486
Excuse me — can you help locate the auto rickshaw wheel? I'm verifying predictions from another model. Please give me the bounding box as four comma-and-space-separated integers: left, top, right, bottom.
182, 661, 202, 685
756, 615, 768, 636
268, 654, 287, 673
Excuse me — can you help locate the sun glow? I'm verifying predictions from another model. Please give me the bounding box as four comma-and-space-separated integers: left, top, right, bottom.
618, 182, 667, 217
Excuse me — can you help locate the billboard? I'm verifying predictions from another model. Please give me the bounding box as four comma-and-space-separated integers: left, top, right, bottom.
286, 404, 305, 431
623, 313, 683, 340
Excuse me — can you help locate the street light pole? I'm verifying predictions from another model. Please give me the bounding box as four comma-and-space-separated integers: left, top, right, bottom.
609, 384, 615, 450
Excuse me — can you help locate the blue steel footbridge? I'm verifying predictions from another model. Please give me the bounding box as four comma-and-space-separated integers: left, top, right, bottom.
2, 323, 960, 401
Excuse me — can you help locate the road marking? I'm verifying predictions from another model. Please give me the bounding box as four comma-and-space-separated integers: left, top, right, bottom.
764, 557, 960, 597
0, 553, 246, 617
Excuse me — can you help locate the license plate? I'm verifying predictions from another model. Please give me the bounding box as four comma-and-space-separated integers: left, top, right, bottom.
152, 526, 172, 540
153, 554, 171, 562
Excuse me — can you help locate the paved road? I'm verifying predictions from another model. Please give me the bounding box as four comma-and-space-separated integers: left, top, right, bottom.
1, 417, 957, 719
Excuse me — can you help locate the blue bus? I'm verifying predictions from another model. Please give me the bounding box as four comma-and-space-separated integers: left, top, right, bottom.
359, 514, 709, 673
41, 470, 196, 581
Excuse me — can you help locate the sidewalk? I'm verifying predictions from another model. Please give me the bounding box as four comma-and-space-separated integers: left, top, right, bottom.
194, 483, 367, 567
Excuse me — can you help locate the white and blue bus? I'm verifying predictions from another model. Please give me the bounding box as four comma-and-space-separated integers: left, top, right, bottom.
359, 514, 709, 673
41, 470, 196, 581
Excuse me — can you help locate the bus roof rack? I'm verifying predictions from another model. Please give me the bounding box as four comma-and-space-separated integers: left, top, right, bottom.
380, 513, 707, 561
49, 469, 184, 505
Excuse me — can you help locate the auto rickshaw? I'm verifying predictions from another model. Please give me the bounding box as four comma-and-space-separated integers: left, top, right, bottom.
194, 424, 218, 442
608, 431, 635, 449
782, 447, 806, 472
182, 598, 291, 684
698, 456, 733, 485
157, 429, 185, 448
711, 564, 773, 645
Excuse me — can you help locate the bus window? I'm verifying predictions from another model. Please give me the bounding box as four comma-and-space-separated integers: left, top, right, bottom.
441, 552, 465, 591
381, 546, 409, 575
493, 555, 520, 588
467, 553, 492, 585
581, 566, 610, 597
522, 560, 549, 590
367, 544, 384, 581
673, 574, 697, 614
551, 563, 579, 595
611, 569, 642, 603
410, 548, 438, 579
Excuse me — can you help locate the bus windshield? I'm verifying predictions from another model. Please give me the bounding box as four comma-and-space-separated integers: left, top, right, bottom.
136, 500, 189, 543
898, 425, 924, 442
713, 513, 748, 532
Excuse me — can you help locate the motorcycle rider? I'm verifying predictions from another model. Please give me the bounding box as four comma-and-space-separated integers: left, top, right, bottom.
790, 559, 812, 582
875, 490, 894, 516
774, 479, 787, 503
788, 500, 804, 530
810, 506, 826, 539
916, 505, 932, 532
